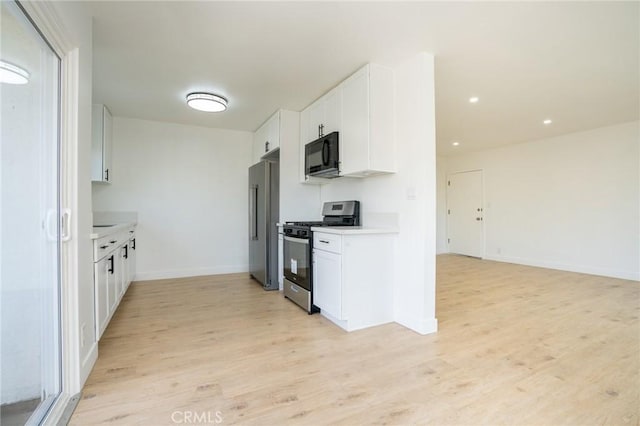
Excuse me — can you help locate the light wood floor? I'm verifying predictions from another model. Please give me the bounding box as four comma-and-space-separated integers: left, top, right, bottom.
71, 255, 639, 425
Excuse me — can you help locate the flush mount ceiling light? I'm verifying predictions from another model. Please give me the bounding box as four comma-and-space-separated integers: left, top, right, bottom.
186, 92, 228, 112
0, 60, 29, 84
452, 141, 460, 146
543, 119, 553, 125
469, 96, 479, 103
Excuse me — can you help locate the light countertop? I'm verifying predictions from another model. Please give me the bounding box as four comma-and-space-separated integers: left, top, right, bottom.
311, 226, 398, 235
90, 222, 137, 239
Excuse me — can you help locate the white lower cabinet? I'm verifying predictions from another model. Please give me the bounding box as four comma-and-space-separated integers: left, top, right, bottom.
128, 233, 136, 287
313, 249, 342, 319
108, 252, 119, 314
94, 256, 112, 338
312, 230, 395, 331
93, 225, 136, 340
277, 226, 284, 290
118, 243, 129, 299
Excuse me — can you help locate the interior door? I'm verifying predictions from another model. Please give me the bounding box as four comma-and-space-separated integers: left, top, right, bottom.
447, 170, 484, 258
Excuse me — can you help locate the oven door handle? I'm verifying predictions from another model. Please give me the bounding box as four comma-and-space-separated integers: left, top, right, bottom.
284, 236, 309, 245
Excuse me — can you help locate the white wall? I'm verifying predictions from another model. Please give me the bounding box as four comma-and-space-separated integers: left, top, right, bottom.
278, 110, 321, 222
92, 118, 253, 280
319, 53, 438, 334
443, 121, 640, 280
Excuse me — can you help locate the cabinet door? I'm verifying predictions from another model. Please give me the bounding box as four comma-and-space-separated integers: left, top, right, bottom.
266, 112, 280, 153
128, 237, 136, 285
253, 111, 281, 162
91, 105, 104, 181
307, 88, 341, 139
300, 105, 322, 184
94, 257, 111, 339
103, 106, 113, 182
299, 107, 309, 182
313, 249, 342, 319
323, 87, 342, 135
341, 67, 369, 176
252, 124, 267, 164
107, 254, 118, 314
299, 107, 323, 184
307, 99, 325, 141
91, 104, 113, 182
119, 244, 129, 299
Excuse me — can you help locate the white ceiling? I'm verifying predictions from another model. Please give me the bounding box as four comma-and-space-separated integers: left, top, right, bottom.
88, 1, 639, 156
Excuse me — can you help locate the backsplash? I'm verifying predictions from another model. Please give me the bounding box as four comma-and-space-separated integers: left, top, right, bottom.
93, 211, 138, 225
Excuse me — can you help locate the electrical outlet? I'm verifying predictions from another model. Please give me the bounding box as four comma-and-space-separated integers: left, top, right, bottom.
497, 248, 502, 255
80, 323, 86, 347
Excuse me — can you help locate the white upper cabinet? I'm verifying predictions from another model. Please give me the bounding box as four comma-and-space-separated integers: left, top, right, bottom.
252, 124, 267, 164
298, 63, 396, 183
306, 87, 342, 142
91, 104, 113, 183
299, 87, 342, 184
252, 110, 281, 164
306, 98, 324, 141
340, 64, 395, 177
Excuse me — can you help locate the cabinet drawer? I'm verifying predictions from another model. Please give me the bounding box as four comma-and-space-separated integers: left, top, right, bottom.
94, 234, 122, 261
313, 232, 342, 254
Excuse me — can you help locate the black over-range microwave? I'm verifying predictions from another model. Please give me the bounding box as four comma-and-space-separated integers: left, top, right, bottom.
305, 131, 340, 178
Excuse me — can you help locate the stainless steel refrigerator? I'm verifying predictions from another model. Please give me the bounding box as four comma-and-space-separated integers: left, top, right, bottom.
248, 160, 279, 290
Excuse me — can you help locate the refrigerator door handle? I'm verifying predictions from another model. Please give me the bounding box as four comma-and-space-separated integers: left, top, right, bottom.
249, 184, 258, 240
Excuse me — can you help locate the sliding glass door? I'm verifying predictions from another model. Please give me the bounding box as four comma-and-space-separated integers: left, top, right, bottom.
1, 1, 63, 424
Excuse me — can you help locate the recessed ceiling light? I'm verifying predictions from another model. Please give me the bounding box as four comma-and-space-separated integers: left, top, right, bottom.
0, 60, 29, 85
543, 119, 552, 125
469, 97, 479, 103
452, 141, 460, 146
186, 92, 228, 112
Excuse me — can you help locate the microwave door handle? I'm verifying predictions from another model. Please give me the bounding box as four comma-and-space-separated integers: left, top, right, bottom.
322, 139, 330, 166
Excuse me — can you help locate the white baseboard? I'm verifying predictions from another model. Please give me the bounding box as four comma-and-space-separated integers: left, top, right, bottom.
134, 265, 249, 281
395, 314, 438, 335
80, 342, 98, 387
483, 255, 639, 281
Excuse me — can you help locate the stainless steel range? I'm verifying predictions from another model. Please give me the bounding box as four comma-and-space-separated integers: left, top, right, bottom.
283, 201, 360, 313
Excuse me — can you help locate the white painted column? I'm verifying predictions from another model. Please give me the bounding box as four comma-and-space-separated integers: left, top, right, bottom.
393, 52, 438, 335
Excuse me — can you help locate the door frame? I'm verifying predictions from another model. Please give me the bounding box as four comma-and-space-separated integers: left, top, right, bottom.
446, 169, 485, 258
19, 2, 83, 424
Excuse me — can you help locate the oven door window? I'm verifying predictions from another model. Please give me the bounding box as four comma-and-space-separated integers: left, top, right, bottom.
283, 236, 310, 291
